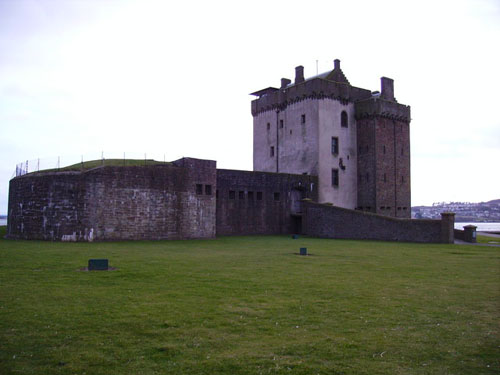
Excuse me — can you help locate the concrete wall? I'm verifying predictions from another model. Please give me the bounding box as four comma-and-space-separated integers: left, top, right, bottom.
7, 158, 217, 241
318, 99, 357, 207
216, 169, 317, 236
302, 201, 454, 243
253, 100, 319, 176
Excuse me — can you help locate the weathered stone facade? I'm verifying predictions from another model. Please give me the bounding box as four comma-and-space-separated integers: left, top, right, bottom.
251, 60, 411, 218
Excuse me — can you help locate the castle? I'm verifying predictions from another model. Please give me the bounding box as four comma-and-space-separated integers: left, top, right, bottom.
7, 59, 455, 243
251, 60, 411, 218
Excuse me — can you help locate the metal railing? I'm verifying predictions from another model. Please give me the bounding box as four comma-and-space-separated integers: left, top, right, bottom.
13, 151, 173, 178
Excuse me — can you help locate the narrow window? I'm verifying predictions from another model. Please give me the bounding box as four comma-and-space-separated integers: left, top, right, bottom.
248, 191, 254, 200
196, 184, 203, 195
267, 122, 270, 131
270, 146, 275, 157
366, 173, 369, 183
341, 111, 348, 127
274, 192, 280, 201
216, 189, 219, 199
331, 137, 339, 154
280, 119, 284, 128
229, 190, 235, 199
401, 148, 404, 156
301, 114, 306, 124
239, 191, 244, 200
332, 169, 339, 187
401, 176, 405, 183
256, 191, 263, 200
290, 130, 292, 135
383, 145, 386, 154
384, 173, 387, 182
205, 185, 212, 195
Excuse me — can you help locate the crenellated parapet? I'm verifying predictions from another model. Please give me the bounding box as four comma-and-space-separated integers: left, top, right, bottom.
354, 97, 411, 122
251, 61, 371, 116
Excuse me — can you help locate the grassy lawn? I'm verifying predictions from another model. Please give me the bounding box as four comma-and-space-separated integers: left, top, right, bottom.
0, 227, 498, 374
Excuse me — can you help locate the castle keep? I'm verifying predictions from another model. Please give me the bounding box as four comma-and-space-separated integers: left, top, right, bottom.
7, 58, 454, 243
252, 60, 411, 218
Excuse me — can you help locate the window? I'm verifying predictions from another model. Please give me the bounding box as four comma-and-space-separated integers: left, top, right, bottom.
383, 145, 386, 154
366, 173, 369, 183
248, 191, 254, 200
341, 111, 348, 128
384, 173, 387, 182
216, 189, 219, 199
256, 191, 263, 200
270, 146, 275, 157
331, 137, 339, 154
280, 119, 284, 128
196, 184, 203, 195
239, 191, 244, 200
274, 192, 280, 201
301, 114, 306, 124
205, 185, 212, 195
332, 169, 339, 187
267, 122, 270, 131
401, 176, 405, 183
401, 148, 404, 156
229, 190, 235, 199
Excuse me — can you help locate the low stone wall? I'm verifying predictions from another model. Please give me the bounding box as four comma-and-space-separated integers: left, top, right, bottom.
302, 201, 454, 243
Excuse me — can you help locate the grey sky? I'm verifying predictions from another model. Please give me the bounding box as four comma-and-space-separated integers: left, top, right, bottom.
1, 0, 499, 214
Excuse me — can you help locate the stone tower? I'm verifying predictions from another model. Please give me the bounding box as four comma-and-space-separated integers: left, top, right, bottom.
251, 59, 411, 218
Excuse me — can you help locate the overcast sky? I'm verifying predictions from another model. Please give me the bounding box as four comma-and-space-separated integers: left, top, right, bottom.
1, 0, 499, 214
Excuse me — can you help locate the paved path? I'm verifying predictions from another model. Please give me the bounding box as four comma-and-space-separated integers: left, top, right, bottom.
478, 231, 500, 238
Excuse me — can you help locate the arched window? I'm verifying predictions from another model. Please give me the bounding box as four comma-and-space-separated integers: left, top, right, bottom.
341, 111, 348, 128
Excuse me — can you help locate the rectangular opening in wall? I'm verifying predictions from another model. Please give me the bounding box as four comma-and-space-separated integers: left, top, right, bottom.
216, 189, 219, 199
280, 119, 284, 128
257, 191, 263, 200
301, 114, 306, 124
229, 190, 235, 199
267, 122, 270, 131
196, 184, 203, 195
384, 173, 387, 182
248, 191, 254, 200
270, 146, 275, 157
331, 137, 339, 154
274, 192, 280, 201
332, 169, 339, 187
205, 185, 212, 195
239, 191, 244, 200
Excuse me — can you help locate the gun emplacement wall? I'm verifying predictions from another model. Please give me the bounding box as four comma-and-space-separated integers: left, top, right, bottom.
7, 158, 217, 241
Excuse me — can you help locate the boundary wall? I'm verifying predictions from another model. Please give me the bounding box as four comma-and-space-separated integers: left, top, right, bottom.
303, 201, 454, 243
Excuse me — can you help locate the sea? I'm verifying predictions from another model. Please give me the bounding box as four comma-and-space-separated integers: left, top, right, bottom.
454, 222, 500, 232
0, 218, 6, 226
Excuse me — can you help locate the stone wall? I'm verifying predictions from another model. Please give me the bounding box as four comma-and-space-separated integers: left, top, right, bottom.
302, 201, 454, 243
216, 169, 317, 236
7, 158, 217, 241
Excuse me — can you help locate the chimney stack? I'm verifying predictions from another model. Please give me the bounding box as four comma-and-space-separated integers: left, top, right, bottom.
380, 77, 395, 101
295, 66, 304, 84
281, 78, 291, 89
334, 59, 341, 70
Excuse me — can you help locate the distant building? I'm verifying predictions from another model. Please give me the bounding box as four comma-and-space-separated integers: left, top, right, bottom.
251, 60, 411, 218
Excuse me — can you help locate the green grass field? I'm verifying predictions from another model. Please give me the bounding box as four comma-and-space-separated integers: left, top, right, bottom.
0, 227, 498, 374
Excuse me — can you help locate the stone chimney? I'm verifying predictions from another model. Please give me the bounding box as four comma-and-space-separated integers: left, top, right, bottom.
334, 59, 341, 70
380, 77, 395, 101
295, 66, 304, 84
281, 78, 291, 89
